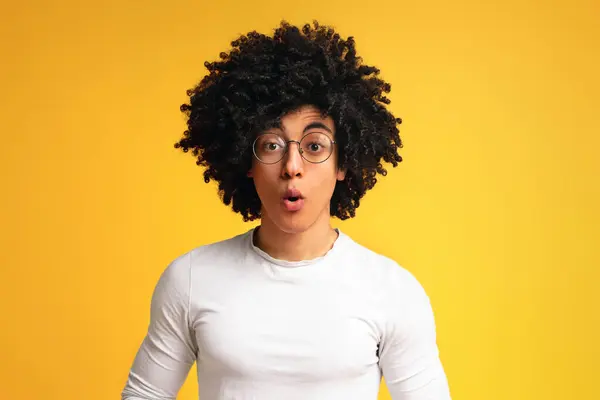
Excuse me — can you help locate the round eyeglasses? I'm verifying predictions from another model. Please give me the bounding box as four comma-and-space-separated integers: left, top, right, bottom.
252, 132, 336, 164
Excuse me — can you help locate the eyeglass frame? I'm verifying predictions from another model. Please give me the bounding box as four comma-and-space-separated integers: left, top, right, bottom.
252, 132, 337, 165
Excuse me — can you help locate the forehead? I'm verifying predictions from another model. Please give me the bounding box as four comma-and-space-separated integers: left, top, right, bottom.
267, 105, 335, 134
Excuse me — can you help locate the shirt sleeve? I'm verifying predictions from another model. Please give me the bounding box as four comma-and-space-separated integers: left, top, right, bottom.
122, 253, 198, 400
378, 267, 452, 400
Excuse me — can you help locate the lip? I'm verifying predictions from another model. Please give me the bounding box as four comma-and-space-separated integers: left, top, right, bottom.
283, 188, 303, 200
281, 188, 304, 212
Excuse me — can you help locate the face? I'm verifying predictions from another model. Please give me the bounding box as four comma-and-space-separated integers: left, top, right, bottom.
248, 105, 346, 234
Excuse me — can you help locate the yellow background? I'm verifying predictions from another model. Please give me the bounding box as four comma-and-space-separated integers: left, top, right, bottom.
1, 0, 598, 399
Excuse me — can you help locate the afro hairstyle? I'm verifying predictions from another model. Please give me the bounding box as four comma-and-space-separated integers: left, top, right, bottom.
175, 20, 403, 221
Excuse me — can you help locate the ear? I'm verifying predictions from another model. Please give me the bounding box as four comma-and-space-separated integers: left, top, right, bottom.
336, 167, 346, 181
247, 169, 253, 178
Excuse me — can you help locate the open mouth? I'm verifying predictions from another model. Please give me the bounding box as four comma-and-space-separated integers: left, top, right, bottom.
282, 189, 304, 211
283, 188, 303, 202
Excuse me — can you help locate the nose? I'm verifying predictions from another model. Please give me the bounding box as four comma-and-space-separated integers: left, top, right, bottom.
281, 141, 304, 179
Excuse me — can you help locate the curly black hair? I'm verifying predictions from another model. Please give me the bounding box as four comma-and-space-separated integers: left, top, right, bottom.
175, 20, 403, 221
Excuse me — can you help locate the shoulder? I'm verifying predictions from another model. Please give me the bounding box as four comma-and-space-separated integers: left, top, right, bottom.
341, 238, 437, 334
158, 229, 252, 284
339, 232, 430, 304
187, 229, 251, 264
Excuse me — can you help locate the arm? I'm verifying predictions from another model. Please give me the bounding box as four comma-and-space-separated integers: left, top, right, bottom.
378, 269, 451, 400
122, 253, 198, 400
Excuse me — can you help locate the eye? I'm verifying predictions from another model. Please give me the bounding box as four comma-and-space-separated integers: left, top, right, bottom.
261, 141, 283, 152
307, 142, 322, 152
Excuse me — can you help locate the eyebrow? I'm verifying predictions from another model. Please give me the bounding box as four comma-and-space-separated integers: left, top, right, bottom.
262, 121, 333, 135
303, 122, 333, 134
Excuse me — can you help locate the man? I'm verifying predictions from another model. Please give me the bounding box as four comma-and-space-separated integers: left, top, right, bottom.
122, 20, 451, 400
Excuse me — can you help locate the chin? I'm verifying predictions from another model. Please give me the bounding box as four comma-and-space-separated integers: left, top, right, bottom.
271, 215, 314, 234
262, 206, 323, 235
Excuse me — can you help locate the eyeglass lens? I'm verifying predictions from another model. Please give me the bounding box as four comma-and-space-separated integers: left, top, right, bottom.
253, 132, 333, 164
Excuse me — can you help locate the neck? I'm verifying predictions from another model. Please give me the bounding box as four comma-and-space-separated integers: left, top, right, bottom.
254, 212, 338, 262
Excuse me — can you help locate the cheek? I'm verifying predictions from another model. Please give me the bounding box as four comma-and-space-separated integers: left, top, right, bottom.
250, 165, 278, 195
310, 167, 339, 197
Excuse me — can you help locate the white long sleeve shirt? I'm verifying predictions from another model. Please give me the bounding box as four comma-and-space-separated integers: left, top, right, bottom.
122, 228, 451, 400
